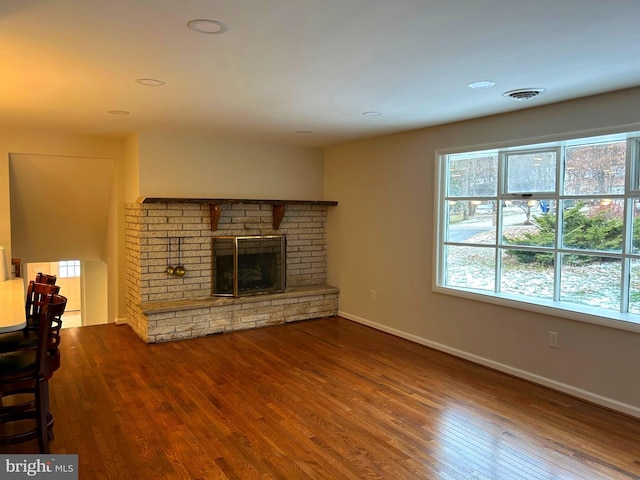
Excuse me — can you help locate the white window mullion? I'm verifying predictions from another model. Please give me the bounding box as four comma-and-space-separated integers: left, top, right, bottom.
435, 155, 448, 286
554, 146, 564, 302
621, 257, 630, 314
495, 153, 507, 293
621, 139, 636, 312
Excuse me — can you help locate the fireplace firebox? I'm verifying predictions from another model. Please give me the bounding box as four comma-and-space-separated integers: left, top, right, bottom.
212, 235, 286, 297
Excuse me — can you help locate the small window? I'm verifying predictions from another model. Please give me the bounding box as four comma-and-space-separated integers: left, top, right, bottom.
447, 152, 498, 197
59, 260, 81, 278
563, 141, 626, 195
505, 149, 557, 194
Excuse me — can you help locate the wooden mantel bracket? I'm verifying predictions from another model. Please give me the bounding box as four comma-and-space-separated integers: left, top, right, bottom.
272, 204, 286, 230
209, 203, 222, 231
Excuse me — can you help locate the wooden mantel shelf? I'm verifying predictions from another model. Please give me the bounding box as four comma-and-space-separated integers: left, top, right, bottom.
138, 197, 338, 206
137, 197, 338, 230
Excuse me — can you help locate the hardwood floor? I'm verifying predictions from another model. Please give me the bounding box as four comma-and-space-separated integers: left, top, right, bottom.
3, 317, 639, 479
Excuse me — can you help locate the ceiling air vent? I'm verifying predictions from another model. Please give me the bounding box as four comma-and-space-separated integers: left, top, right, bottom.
502, 88, 545, 101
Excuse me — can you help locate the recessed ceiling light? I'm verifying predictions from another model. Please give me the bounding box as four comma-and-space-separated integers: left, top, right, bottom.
362, 111, 382, 117
468, 80, 496, 89
135, 78, 165, 87
187, 19, 228, 34
108, 110, 130, 115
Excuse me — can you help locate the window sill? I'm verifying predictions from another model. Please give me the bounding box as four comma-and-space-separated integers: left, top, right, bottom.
432, 285, 640, 334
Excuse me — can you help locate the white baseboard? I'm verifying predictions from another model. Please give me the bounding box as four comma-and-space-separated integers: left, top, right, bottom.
115, 317, 128, 325
338, 310, 640, 419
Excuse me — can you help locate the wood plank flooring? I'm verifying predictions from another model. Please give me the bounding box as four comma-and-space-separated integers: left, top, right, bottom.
2, 317, 639, 479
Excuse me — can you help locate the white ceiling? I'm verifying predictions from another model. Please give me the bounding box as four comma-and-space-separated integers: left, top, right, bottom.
2, 0, 640, 148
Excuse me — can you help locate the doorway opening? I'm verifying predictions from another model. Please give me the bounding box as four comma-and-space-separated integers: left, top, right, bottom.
26, 260, 82, 328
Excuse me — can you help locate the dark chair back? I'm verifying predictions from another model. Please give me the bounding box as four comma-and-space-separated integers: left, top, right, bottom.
25, 281, 61, 329
35, 272, 57, 285
36, 294, 67, 376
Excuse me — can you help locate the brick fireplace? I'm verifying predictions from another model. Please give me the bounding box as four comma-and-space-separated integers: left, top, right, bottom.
125, 198, 339, 342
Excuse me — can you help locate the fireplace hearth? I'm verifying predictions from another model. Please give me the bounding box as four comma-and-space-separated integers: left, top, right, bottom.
212, 235, 286, 296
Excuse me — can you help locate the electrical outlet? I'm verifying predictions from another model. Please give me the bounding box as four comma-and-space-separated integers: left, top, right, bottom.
370, 290, 376, 301
548, 331, 559, 348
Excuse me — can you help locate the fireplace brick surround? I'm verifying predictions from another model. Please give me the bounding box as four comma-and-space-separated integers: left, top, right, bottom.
125, 199, 339, 342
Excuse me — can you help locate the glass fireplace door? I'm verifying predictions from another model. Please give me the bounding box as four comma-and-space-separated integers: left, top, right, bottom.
212, 235, 286, 296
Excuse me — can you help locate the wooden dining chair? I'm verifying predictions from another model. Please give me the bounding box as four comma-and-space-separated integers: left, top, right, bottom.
26, 281, 61, 329
0, 293, 67, 453
34, 272, 57, 285
0, 282, 60, 355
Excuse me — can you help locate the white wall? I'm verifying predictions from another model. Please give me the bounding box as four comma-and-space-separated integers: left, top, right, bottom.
124, 133, 140, 203
10, 154, 115, 263
83, 259, 108, 326
325, 87, 640, 417
134, 132, 324, 201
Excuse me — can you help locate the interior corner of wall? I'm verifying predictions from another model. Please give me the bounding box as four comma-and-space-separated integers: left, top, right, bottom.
124, 132, 141, 202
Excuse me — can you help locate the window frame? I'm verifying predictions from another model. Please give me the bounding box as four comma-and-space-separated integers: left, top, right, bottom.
58, 260, 81, 279
434, 130, 640, 334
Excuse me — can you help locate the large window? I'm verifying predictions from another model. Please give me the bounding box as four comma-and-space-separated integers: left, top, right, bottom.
435, 132, 640, 331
